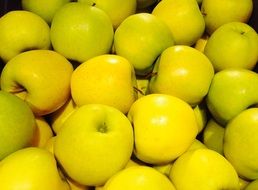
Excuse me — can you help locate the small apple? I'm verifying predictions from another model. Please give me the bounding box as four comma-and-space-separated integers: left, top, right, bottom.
193, 101, 208, 133
0, 49, 74, 116
50, 2, 114, 63
224, 108, 258, 180
21, 0, 70, 24
206, 68, 258, 126
54, 104, 134, 186
78, 0, 137, 29
127, 93, 199, 164
71, 54, 138, 114
114, 13, 174, 75
152, 0, 205, 46
0, 91, 36, 160
204, 22, 258, 72
0, 10, 50, 63
149, 45, 214, 107
201, 0, 253, 34
169, 148, 240, 190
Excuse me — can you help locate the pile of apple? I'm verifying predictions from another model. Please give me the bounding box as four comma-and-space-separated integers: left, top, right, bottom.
0, 0, 257, 189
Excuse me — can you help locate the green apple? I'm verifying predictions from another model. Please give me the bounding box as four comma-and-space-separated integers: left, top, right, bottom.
149, 45, 214, 107
71, 54, 138, 114
224, 108, 258, 180
103, 166, 176, 190
50, 2, 114, 63
245, 179, 258, 190
152, 0, 205, 46
0, 91, 36, 160
206, 68, 258, 126
0, 147, 70, 190
204, 22, 258, 72
127, 94, 199, 164
0, 10, 50, 63
202, 118, 224, 155
114, 13, 174, 75
54, 104, 134, 186
0, 50, 74, 116
21, 0, 71, 24
78, 0, 136, 29
169, 148, 239, 190
201, 0, 253, 34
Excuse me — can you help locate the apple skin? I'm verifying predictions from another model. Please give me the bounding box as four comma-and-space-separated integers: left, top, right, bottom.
169, 148, 240, 190
78, 0, 136, 29
21, 0, 70, 24
50, 2, 114, 63
127, 93, 199, 164
0, 10, 50, 63
204, 22, 258, 72
152, 0, 205, 46
54, 104, 134, 186
0, 91, 36, 160
245, 179, 258, 190
71, 54, 138, 114
194, 34, 209, 53
201, 0, 253, 34
0, 49, 74, 116
149, 45, 214, 107
224, 108, 258, 180
206, 68, 258, 126
114, 13, 174, 76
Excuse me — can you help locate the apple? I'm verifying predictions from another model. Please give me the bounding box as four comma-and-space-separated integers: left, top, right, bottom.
103, 166, 176, 190
78, 0, 137, 29
152, 0, 205, 46
50, 2, 114, 63
54, 104, 134, 186
193, 101, 208, 133
204, 22, 258, 72
0, 50, 74, 116
224, 108, 258, 180
21, 0, 70, 24
201, 0, 253, 34
114, 13, 174, 75
127, 93, 199, 164
0, 147, 70, 190
206, 68, 258, 126
149, 45, 214, 107
0, 10, 50, 63
71, 54, 138, 114
0, 91, 36, 160
169, 148, 240, 190
194, 33, 209, 53
202, 118, 224, 155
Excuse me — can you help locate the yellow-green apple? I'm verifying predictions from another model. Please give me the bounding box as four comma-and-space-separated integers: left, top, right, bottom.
1, 50, 73, 116
50, 2, 114, 63
0, 91, 36, 160
0, 10, 50, 63
103, 166, 176, 190
224, 108, 258, 180
194, 33, 209, 53
152, 0, 205, 46
21, 0, 71, 24
201, 0, 253, 34
193, 101, 208, 133
204, 22, 258, 72
149, 45, 214, 107
0, 147, 70, 190
202, 118, 224, 155
169, 148, 239, 190
71, 54, 138, 114
54, 104, 134, 186
114, 13, 174, 75
78, 0, 137, 29
127, 94, 199, 164
206, 68, 258, 126
245, 179, 258, 190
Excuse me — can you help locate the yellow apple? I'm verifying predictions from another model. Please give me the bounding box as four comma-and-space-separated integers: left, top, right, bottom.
44, 136, 56, 154
54, 104, 134, 186
1, 49, 74, 116
127, 93, 199, 164
0, 10, 50, 63
71, 54, 138, 114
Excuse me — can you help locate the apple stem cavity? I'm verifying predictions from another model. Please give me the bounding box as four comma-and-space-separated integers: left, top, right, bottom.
98, 122, 108, 133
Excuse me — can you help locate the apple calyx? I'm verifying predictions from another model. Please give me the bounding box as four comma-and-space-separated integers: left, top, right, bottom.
98, 122, 108, 133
